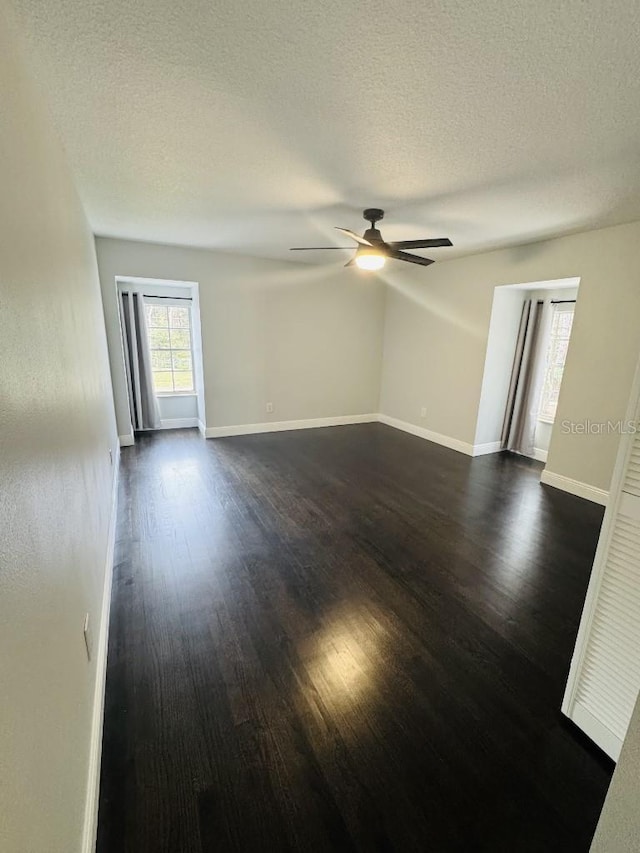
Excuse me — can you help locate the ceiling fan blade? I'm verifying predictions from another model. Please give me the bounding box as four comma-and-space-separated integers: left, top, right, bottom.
335, 227, 372, 246
390, 250, 435, 267
388, 238, 452, 249
290, 246, 354, 250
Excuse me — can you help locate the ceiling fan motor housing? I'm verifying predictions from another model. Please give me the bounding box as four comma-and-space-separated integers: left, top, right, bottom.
363, 227, 383, 243
362, 208, 385, 243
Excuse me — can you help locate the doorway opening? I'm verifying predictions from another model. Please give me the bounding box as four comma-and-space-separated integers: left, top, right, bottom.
116, 277, 206, 437
475, 277, 580, 464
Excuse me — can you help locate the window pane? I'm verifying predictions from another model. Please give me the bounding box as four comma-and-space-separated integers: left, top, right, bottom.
169, 306, 190, 328
147, 305, 169, 327
149, 328, 171, 349
557, 313, 573, 336
144, 301, 195, 395
152, 371, 173, 392
151, 350, 172, 370
553, 339, 569, 364
171, 350, 192, 371
170, 328, 191, 349
173, 371, 194, 391
538, 304, 574, 422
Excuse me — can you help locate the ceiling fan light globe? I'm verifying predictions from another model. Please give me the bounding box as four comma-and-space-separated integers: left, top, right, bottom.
355, 252, 386, 271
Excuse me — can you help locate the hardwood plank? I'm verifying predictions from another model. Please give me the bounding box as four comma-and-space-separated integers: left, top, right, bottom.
97, 424, 612, 852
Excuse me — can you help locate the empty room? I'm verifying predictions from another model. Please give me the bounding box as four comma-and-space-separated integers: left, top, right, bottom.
2, 1, 640, 851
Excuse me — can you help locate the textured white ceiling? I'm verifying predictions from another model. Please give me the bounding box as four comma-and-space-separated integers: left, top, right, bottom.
10, 0, 640, 262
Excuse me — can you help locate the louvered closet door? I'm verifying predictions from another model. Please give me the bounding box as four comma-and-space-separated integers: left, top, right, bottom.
562, 421, 640, 760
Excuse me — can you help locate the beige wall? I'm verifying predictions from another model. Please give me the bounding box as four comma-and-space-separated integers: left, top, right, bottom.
95, 238, 386, 437
0, 4, 118, 852
98, 222, 640, 495
380, 221, 640, 492
591, 693, 640, 852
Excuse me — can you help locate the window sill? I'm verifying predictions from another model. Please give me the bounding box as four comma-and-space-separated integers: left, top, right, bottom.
156, 392, 197, 398
538, 416, 555, 425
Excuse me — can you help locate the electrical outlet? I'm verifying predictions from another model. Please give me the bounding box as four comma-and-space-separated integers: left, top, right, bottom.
266, 402, 274, 414
83, 612, 93, 662
420, 407, 427, 418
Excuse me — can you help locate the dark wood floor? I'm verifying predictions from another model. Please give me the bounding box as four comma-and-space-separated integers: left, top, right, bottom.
97, 424, 612, 853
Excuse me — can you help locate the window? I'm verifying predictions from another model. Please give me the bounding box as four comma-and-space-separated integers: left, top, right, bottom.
145, 302, 195, 394
538, 303, 574, 423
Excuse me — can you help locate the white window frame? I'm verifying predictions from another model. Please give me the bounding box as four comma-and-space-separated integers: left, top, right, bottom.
538, 302, 575, 424
144, 297, 197, 397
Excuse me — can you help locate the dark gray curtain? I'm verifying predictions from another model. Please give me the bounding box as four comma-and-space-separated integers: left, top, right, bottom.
501, 299, 550, 455
119, 291, 160, 431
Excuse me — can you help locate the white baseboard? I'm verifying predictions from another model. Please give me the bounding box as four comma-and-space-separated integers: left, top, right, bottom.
200, 414, 605, 513
540, 469, 609, 506
118, 433, 134, 447
472, 440, 503, 457
532, 447, 548, 463
204, 413, 378, 439
81, 450, 119, 853
377, 414, 475, 456
197, 419, 206, 437
204, 411, 502, 458
158, 417, 199, 430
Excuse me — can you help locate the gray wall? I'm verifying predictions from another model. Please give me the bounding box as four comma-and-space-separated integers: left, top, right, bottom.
158, 394, 198, 422
591, 693, 640, 852
98, 221, 640, 498
0, 4, 118, 851
380, 222, 640, 493
96, 238, 386, 437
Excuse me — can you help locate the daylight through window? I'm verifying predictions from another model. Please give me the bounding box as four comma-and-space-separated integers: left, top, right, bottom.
145, 303, 194, 393
538, 303, 574, 423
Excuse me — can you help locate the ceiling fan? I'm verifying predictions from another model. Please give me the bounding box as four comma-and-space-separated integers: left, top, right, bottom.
290, 208, 452, 270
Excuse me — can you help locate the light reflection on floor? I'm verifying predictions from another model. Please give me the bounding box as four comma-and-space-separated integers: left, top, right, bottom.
458, 457, 548, 601
301, 608, 384, 716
